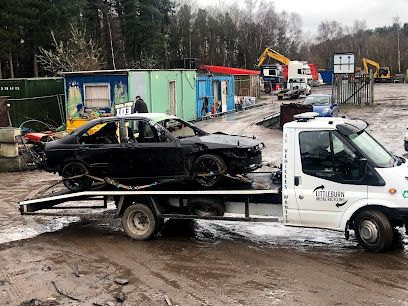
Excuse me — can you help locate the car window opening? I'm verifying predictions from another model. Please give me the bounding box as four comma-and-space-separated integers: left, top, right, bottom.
158, 118, 207, 139
79, 122, 120, 145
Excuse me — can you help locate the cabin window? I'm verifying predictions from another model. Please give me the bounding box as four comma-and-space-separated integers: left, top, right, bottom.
84, 84, 111, 108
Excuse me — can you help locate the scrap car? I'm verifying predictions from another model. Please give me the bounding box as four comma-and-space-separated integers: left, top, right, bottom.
42, 113, 264, 191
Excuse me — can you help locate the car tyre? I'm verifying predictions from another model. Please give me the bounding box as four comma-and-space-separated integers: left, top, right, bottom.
192, 154, 227, 188
122, 203, 157, 240
354, 210, 393, 252
277, 96, 283, 100
61, 161, 92, 192
187, 197, 225, 217
404, 141, 408, 152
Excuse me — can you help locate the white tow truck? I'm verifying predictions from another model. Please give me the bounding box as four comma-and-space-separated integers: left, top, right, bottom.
19, 113, 408, 252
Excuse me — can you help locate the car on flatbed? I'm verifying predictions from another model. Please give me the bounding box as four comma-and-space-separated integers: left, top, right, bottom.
43, 113, 264, 191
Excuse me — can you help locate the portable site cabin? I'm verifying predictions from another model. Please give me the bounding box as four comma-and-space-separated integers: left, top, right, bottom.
199, 65, 260, 112
128, 70, 196, 121
196, 74, 235, 119
62, 69, 196, 131
0, 77, 65, 127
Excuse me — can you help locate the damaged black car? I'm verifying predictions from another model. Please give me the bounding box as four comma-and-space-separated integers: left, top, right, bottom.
43, 113, 264, 191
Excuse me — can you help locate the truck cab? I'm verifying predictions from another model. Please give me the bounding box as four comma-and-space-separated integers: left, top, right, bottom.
260, 64, 284, 94
283, 113, 408, 251
287, 61, 312, 84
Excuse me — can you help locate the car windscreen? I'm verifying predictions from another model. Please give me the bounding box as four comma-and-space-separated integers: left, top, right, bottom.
158, 119, 207, 139
346, 130, 394, 168
303, 96, 330, 106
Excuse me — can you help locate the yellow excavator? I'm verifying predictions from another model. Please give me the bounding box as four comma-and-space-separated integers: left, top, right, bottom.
255, 47, 290, 68
362, 57, 391, 82
254, 47, 288, 93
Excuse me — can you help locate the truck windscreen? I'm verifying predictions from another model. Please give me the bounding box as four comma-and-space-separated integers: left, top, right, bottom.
346, 131, 394, 168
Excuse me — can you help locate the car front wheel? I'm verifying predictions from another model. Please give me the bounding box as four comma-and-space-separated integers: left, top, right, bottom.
192, 154, 227, 188
404, 140, 408, 152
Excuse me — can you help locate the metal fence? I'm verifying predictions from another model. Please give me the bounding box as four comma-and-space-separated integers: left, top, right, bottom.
234, 75, 260, 97
333, 72, 374, 105
7, 94, 65, 128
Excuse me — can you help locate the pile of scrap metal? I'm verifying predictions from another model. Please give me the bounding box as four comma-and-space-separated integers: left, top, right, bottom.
17, 120, 67, 167
20, 120, 66, 153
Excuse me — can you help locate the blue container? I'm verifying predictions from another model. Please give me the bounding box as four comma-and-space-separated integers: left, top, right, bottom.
320, 70, 334, 85
196, 74, 235, 118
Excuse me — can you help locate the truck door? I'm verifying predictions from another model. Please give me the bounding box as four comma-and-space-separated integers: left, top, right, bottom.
294, 129, 368, 229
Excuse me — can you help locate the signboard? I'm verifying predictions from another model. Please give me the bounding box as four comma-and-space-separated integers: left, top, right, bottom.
115, 102, 134, 116
333, 53, 355, 74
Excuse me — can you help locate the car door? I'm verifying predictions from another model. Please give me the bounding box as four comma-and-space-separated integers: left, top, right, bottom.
294, 129, 368, 229
76, 120, 124, 177
123, 118, 183, 178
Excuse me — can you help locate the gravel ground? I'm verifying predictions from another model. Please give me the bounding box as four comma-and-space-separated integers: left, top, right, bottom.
1, 83, 408, 305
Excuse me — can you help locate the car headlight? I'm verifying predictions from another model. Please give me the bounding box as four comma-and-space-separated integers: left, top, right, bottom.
322, 107, 330, 114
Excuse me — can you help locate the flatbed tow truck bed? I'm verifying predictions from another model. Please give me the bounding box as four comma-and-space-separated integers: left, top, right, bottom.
19, 172, 283, 239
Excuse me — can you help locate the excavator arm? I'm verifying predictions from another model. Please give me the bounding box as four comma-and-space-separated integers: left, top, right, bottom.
255, 47, 290, 68
362, 57, 380, 78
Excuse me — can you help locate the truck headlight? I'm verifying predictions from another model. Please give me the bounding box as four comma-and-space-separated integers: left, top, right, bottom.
323, 107, 330, 114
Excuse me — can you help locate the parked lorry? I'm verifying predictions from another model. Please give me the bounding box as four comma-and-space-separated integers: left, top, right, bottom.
19, 113, 408, 252
255, 48, 316, 92
258, 64, 284, 94
276, 76, 311, 100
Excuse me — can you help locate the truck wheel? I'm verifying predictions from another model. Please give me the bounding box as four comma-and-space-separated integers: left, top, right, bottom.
354, 210, 393, 252
192, 154, 227, 188
61, 161, 92, 192
187, 197, 225, 217
122, 203, 157, 240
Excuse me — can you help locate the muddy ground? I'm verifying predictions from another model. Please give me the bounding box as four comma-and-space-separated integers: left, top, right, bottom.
1, 84, 408, 305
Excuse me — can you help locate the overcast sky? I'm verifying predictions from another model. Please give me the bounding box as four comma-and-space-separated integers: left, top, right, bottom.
196, 0, 408, 36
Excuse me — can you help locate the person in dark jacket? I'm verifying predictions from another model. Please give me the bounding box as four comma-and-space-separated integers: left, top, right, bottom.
133, 96, 148, 113
133, 96, 148, 142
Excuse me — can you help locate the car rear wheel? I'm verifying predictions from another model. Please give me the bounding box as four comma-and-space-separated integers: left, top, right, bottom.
354, 210, 393, 252
61, 161, 92, 192
192, 154, 227, 188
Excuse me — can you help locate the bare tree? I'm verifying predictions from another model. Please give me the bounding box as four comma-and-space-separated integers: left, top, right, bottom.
37, 24, 105, 74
